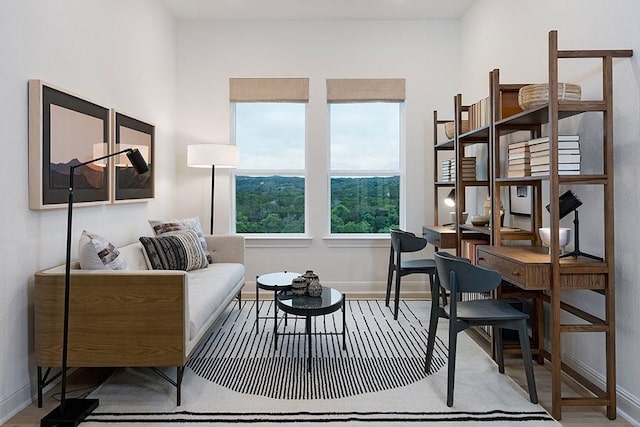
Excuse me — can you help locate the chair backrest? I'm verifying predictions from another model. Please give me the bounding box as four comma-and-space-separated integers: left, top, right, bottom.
434, 251, 501, 294
390, 228, 427, 253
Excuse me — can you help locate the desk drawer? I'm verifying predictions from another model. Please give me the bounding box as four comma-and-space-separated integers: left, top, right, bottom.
477, 251, 526, 287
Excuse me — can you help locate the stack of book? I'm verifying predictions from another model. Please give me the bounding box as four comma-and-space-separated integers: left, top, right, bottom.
507, 140, 530, 177
528, 135, 581, 176
441, 159, 451, 182
449, 158, 456, 181
461, 157, 476, 180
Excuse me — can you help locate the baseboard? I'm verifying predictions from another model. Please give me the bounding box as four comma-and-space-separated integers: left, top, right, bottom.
0, 380, 33, 425
241, 279, 432, 302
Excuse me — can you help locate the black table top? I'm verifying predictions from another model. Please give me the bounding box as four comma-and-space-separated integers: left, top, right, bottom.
256, 271, 301, 291
276, 287, 344, 317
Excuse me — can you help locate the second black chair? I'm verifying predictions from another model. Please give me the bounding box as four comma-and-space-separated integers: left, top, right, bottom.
386, 228, 436, 320
426, 251, 538, 407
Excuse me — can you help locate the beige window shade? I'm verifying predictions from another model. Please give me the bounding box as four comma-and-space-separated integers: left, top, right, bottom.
229, 78, 309, 102
327, 78, 405, 103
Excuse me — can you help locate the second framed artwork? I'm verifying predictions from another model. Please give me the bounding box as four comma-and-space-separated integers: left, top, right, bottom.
112, 111, 154, 203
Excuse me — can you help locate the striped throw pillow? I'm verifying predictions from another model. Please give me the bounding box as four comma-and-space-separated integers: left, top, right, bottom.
139, 230, 209, 271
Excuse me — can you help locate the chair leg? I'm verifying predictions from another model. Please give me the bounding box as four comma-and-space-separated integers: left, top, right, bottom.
425, 305, 440, 374
176, 366, 185, 406
393, 268, 401, 320
518, 320, 538, 404
494, 326, 505, 374
385, 250, 394, 307
446, 322, 458, 407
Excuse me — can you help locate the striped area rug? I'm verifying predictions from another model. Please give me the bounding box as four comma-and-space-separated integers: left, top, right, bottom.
84, 300, 559, 426
187, 299, 448, 399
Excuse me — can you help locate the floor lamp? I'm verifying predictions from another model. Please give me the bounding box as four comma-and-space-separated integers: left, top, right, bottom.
42, 148, 148, 427
187, 144, 239, 234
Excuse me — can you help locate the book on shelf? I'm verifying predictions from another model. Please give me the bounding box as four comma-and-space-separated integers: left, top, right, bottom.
530, 163, 580, 172
530, 154, 581, 166
509, 157, 531, 165
531, 170, 580, 176
528, 135, 580, 152
508, 140, 528, 150
508, 151, 530, 160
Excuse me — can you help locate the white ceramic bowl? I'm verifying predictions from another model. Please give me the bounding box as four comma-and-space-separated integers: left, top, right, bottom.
538, 227, 572, 247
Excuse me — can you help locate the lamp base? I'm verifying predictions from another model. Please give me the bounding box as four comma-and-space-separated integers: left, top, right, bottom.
41, 398, 99, 426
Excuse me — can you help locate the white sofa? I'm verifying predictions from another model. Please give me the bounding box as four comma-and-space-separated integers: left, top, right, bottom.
34, 235, 245, 406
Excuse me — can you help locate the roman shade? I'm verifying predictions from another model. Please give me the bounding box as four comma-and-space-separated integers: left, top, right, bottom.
327, 78, 406, 103
229, 78, 309, 102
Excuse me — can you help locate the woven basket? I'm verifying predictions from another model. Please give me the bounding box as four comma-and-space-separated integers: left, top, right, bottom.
444, 120, 470, 139
518, 83, 581, 110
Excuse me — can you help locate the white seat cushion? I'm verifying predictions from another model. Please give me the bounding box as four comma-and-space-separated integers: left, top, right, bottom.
187, 263, 245, 339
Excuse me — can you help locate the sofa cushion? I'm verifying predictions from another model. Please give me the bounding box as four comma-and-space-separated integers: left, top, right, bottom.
78, 230, 128, 270
139, 230, 209, 271
148, 217, 212, 263
117, 243, 150, 270
187, 263, 245, 340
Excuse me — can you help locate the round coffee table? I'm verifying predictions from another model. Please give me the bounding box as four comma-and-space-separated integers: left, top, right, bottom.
276, 287, 346, 372
255, 271, 301, 342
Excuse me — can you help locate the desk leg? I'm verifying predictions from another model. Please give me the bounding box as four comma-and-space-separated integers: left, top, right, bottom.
306, 315, 312, 372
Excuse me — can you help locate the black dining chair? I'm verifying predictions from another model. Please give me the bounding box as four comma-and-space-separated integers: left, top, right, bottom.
386, 228, 437, 320
426, 251, 538, 407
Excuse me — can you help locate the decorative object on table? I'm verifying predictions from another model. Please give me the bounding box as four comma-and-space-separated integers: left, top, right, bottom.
303, 270, 319, 286
517, 83, 581, 111
291, 275, 308, 296
545, 190, 602, 260
41, 147, 148, 426
538, 227, 572, 254
482, 196, 504, 226
112, 111, 155, 202
28, 80, 112, 210
307, 278, 323, 297
470, 215, 490, 227
187, 143, 239, 234
444, 120, 470, 139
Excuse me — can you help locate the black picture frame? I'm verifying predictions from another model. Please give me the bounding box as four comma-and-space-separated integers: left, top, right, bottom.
509, 185, 532, 216
28, 80, 111, 209
112, 111, 154, 202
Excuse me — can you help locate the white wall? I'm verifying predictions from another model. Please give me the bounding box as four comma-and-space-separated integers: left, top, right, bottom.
173, 20, 460, 295
0, 0, 177, 422
459, 0, 640, 422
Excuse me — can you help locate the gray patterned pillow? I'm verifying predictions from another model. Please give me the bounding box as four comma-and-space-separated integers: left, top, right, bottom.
139, 230, 209, 271
148, 217, 212, 263
78, 230, 128, 270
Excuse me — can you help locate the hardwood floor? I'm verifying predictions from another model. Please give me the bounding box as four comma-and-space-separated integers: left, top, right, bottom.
4, 360, 633, 426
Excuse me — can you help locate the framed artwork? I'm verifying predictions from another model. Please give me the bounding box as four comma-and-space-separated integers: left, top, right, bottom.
28, 80, 111, 210
509, 185, 532, 216
112, 111, 154, 202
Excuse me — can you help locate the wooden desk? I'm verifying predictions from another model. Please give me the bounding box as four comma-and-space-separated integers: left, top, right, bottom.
475, 244, 614, 420
476, 245, 607, 290
422, 225, 487, 250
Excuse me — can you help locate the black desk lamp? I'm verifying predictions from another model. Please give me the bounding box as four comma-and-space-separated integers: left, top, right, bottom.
546, 190, 602, 261
41, 148, 148, 427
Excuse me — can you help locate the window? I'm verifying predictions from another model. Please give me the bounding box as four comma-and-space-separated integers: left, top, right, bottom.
231, 78, 309, 235
327, 79, 405, 234
233, 102, 306, 234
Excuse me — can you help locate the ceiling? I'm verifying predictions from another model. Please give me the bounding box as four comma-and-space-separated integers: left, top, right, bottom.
161, 0, 475, 21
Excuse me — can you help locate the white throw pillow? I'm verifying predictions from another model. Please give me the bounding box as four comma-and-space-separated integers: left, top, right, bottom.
78, 230, 128, 270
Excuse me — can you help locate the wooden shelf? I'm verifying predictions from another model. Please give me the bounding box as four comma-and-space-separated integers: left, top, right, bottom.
427, 31, 631, 420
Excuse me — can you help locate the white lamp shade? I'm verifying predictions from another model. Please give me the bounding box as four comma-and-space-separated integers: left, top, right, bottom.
188, 144, 239, 169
